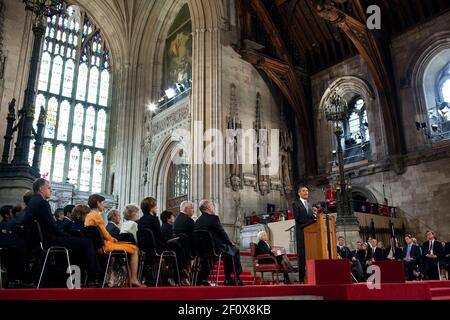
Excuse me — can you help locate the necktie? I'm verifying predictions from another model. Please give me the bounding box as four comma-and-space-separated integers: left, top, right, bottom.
406, 245, 411, 259
429, 241, 434, 254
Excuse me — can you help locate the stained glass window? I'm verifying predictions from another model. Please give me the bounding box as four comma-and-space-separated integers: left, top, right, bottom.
40, 142, 53, 179
57, 100, 71, 141
342, 98, 371, 164
429, 63, 450, 141
38, 52, 51, 91
52, 144, 66, 182
80, 149, 92, 192
49, 55, 63, 94
62, 59, 75, 97
84, 107, 95, 146
68, 147, 80, 186
35, 3, 111, 192
45, 98, 58, 139
92, 152, 104, 193
96, 109, 106, 148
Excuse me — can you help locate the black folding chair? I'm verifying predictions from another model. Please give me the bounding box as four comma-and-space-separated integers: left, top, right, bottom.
191, 230, 236, 286
83, 226, 131, 288
137, 228, 180, 287
35, 221, 73, 289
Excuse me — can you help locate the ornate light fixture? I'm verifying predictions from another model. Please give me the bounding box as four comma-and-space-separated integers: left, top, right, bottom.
324, 90, 359, 226
23, 0, 65, 18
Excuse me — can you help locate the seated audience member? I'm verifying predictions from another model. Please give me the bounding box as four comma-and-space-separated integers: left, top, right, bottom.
445, 241, 450, 274
85, 194, 145, 287
54, 208, 64, 225
249, 211, 262, 225
139, 197, 189, 285
106, 209, 121, 239
402, 234, 422, 280
421, 230, 444, 280
255, 231, 293, 284
352, 241, 362, 257
271, 211, 283, 222
369, 239, 385, 262
0, 205, 30, 287
69, 205, 90, 233
337, 236, 364, 281
58, 205, 75, 233
173, 201, 195, 259
356, 242, 370, 275
385, 237, 402, 261
194, 199, 244, 286
0, 205, 14, 231
25, 179, 99, 286
160, 210, 176, 241
173, 201, 195, 237
120, 205, 140, 244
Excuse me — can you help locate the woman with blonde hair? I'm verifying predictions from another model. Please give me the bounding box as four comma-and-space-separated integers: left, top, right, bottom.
85, 194, 145, 287
120, 204, 140, 244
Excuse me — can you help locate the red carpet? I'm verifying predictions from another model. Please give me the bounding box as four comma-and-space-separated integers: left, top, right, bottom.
1, 281, 448, 300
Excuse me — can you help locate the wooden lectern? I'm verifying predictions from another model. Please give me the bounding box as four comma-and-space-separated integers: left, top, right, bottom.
304, 214, 338, 260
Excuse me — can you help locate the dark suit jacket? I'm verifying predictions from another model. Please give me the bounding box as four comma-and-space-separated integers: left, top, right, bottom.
25, 194, 67, 244
372, 247, 385, 261
138, 212, 166, 251
173, 212, 195, 237
106, 222, 120, 239
337, 246, 354, 260
292, 198, 315, 227
59, 217, 74, 234
422, 240, 444, 259
255, 240, 276, 264
401, 244, 421, 262
194, 212, 236, 256
356, 249, 369, 266
384, 246, 403, 260
161, 223, 174, 241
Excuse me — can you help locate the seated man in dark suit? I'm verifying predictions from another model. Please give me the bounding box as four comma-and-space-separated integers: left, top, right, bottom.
139, 197, 189, 286
402, 234, 422, 280
337, 236, 364, 281
194, 199, 244, 286
23, 178, 99, 286
421, 230, 444, 280
173, 201, 195, 268
385, 237, 403, 261
106, 209, 121, 239
173, 201, 195, 237
0, 207, 30, 287
58, 205, 75, 233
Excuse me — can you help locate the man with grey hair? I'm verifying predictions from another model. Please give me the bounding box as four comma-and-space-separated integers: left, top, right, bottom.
106, 209, 121, 239
174, 201, 195, 237
194, 199, 244, 286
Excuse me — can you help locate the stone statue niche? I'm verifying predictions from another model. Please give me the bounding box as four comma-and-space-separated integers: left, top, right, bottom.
254, 92, 270, 196
225, 83, 243, 191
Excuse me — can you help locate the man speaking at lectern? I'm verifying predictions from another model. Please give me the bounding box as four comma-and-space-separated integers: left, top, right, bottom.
293, 185, 318, 284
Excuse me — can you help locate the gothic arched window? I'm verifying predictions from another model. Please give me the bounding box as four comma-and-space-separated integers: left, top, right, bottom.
166, 161, 189, 214
429, 62, 450, 140
31, 5, 111, 193
342, 97, 371, 163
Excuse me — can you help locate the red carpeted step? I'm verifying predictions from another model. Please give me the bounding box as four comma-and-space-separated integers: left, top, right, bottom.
427, 280, 450, 288
430, 288, 450, 297
431, 296, 450, 300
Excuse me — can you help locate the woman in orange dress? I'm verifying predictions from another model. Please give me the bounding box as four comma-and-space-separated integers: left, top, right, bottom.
85, 194, 145, 287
